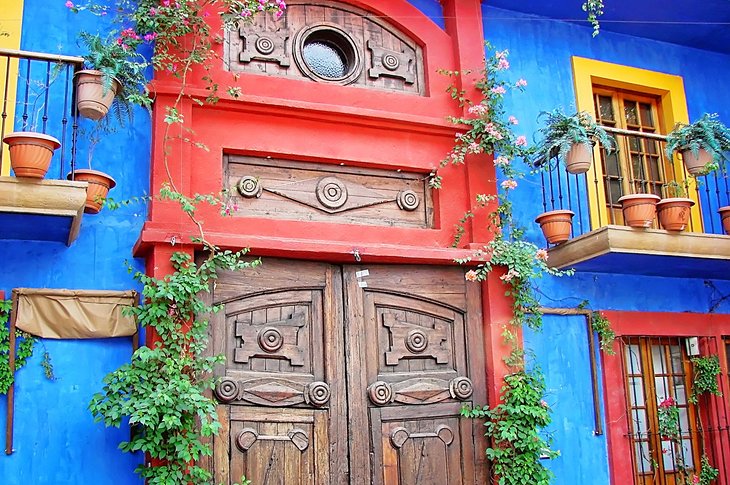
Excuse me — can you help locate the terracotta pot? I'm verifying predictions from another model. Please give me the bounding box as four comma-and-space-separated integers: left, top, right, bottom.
565, 142, 592, 174
75, 70, 120, 121
656, 197, 695, 231
68, 169, 116, 214
719, 206, 730, 235
681, 148, 713, 175
2, 131, 61, 178
618, 193, 661, 228
535, 209, 574, 244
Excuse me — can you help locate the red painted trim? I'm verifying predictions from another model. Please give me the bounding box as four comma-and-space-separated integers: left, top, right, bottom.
600, 310, 730, 485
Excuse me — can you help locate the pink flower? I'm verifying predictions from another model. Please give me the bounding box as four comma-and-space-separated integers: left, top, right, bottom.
468, 104, 487, 116
500, 269, 520, 282
494, 156, 510, 166
491, 86, 506, 95
535, 249, 549, 262
508, 116, 518, 125
65, 1, 74, 8
692, 476, 700, 484
540, 400, 549, 408
162, 0, 170, 6
495, 50, 508, 59
455, 132, 464, 140
143, 32, 157, 42
516, 78, 528, 87
497, 58, 510, 70
149, 7, 157, 15
515, 136, 527, 147
468, 142, 482, 154
659, 397, 676, 408
465, 270, 478, 282
501, 179, 518, 190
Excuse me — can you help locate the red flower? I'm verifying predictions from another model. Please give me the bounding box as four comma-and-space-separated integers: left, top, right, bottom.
659, 397, 676, 408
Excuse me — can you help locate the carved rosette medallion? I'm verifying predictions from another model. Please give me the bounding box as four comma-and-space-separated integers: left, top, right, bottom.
316, 176, 348, 209
405, 329, 429, 354
367, 380, 395, 406
449, 376, 474, 400
255, 36, 276, 55
382, 54, 400, 71
237, 176, 263, 198
258, 327, 284, 353
396, 189, 419, 211
305, 381, 331, 406
214, 377, 240, 403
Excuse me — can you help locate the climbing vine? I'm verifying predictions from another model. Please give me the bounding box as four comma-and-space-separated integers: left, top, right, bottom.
439, 43, 574, 484
690, 354, 722, 404
0, 300, 36, 395
582, 0, 606, 37
591, 311, 615, 355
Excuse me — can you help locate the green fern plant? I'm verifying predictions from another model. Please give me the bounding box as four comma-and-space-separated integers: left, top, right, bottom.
534, 108, 615, 167
665, 113, 730, 173
78, 31, 152, 124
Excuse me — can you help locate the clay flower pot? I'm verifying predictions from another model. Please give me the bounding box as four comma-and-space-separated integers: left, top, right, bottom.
68, 169, 116, 214
718, 206, 730, 235
2, 131, 61, 178
618, 194, 661, 228
656, 198, 695, 231
535, 209, 574, 244
75, 70, 120, 120
681, 148, 713, 175
565, 142, 592, 174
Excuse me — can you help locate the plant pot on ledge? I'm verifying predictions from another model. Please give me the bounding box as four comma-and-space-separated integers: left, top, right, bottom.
75, 70, 121, 121
535, 209, 574, 244
656, 198, 695, 231
68, 169, 116, 214
719, 206, 730, 235
618, 194, 661, 228
2, 132, 61, 178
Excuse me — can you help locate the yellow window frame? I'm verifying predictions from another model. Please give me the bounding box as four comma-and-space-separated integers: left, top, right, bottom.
1, 0, 25, 176
571, 56, 702, 231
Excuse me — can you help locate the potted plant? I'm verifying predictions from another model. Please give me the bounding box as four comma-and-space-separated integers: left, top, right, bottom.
656, 181, 695, 231
718, 206, 730, 235
665, 113, 730, 175
68, 121, 116, 214
534, 108, 616, 174
76, 32, 151, 122
535, 209, 574, 244
617, 193, 661, 228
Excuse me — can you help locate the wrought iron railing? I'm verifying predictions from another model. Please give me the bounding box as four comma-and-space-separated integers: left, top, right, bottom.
0, 48, 84, 179
537, 127, 730, 241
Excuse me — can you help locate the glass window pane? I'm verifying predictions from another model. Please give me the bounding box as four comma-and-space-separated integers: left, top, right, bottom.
632, 408, 649, 435
674, 382, 687, 404
599, 95, 615, 121
632, 154, 645, 178
604, 151, 621, 176
625, 102, 639, 125
640, 103, 654, 128
625, 344, 642, 373
670, 345, 683, 373
635, 441, 653, 474
681, 439, 694, 468
661, 440, 675, 471
646, 140, 659, 155
609, 180, 623, 203
647, 157, 661, 181
629, 136, 642, 152
655, 376, 670, 402
628, 377, 645, 406
678, 406, 690, 433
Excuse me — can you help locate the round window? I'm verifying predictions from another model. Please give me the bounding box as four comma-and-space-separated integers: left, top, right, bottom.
294, 25, 362, 84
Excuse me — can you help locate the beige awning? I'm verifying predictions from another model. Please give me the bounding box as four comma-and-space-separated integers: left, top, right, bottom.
12, 288, 138, 339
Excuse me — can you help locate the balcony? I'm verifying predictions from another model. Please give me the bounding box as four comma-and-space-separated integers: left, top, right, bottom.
0, 48, 88, 245
537, 127, 730, 279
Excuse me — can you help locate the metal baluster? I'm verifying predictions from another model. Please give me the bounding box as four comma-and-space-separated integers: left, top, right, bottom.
41, 60, 51, 133
0, 56, 12, 173
540, 169, 547, 213
548, 159, 557, 211
21, 59, 31, 130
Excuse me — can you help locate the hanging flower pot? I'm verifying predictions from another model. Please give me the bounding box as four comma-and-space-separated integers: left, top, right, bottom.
680, 148, 713, 175
565, 142, 593, 174
2, 131, 61, 178
618, 194, 660, 228
68, 169, 116, 214
718, 206, 730, 235
656, 198, 695, 231
535, 209, 574, 244
75, 70, 121, 121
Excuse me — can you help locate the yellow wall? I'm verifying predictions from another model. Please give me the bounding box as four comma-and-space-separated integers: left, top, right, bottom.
571, 57, 702, 231
1, 0, 24, 175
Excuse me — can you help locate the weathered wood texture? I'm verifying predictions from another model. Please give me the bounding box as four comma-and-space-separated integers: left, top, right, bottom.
226, 0, 424, 94
225, 156, 433, 228
209, 260, 486, 484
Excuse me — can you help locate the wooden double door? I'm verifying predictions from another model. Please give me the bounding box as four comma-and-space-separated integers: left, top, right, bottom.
207, 259, 487, 484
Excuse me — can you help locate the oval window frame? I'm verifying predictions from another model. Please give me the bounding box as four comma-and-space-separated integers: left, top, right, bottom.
293, 24, 362, 85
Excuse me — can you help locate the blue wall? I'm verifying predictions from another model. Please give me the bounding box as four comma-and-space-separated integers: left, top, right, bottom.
483, 6, 730, 484
1, 1, 148, 483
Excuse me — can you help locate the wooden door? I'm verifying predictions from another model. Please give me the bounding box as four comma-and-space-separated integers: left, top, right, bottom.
208, 260, 487, 484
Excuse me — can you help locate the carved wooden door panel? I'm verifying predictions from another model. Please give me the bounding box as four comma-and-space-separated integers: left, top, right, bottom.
208, 260, 347, 484
209, 261, 486, 484
344, 266, 487, 485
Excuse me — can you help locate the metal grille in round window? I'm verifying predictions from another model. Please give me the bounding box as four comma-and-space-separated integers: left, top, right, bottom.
294, 25, 362, 85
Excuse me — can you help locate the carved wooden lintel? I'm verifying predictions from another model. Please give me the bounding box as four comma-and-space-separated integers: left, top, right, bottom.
390, 424, 454, 449
236, 427, 310, 452
367, 40, 415, 84
367, 376, 473, 406
239, 28, 291, 66
214, 376, 331, 407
